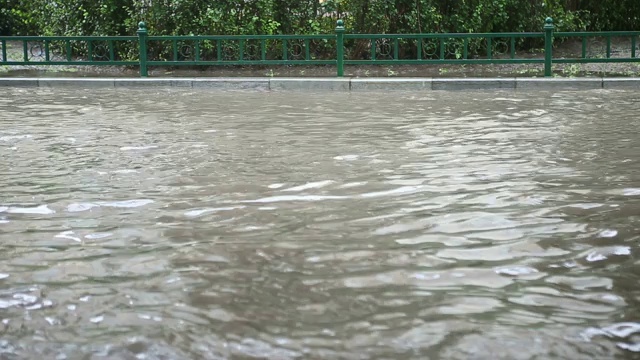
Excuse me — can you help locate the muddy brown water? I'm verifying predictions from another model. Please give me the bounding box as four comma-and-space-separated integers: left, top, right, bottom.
1, 88, 639, 359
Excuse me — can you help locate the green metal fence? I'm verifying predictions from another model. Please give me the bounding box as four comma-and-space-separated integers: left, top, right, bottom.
1, 18, 639, 77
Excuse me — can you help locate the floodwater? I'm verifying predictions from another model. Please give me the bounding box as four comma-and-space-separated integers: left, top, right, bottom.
1, 87, 639, 359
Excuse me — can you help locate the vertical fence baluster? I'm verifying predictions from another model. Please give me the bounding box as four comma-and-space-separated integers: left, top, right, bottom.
137, 21, 148, 77
66, 40, 71, 61
282, 39, 288, 60
1, 39, 6, 62
173, 40, 177, 61
336, 20, 345, 77
45, 39, 50, 61
88, 40, 93, 61
487, 37, 493, 59
304, 38, 310, 60
632, 36, 637, 58
416, 38, 422, 60
463, 38, 468, 59
217, 40, 222, 61
606, 36, 611, 58
582, 36, 587, 58
109, 40, 114, 61
239, 39, 244, 61
544, 17, 554, 77
23, 41, 28, 62
393, 38, 399, 59
261, 39, 266, 60
195, 39, 200, 62
510, 37, 515, 59
371, 38, 376, 60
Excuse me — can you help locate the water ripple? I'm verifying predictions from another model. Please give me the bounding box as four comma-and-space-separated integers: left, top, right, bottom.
0, 88, 638, 359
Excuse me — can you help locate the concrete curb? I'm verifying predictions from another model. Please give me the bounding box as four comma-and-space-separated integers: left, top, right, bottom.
1, 77, 639, 91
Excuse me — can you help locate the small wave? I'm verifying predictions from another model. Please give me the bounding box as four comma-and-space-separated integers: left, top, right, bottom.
67, 203, 100, 212
120, 145, 159, 151
5, 205, 55, 215
282, 180, 334, 192
97, 199, 154, 208
0, 134, 32, 141
184, 206, 246, 217
243, 195, 347, 203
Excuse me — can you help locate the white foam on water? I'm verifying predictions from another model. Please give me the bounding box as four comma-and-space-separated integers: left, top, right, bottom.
282, 180, 334, 192
97, 199, 154, 208
67, 203, 100, 212
567, 201, 599, 209
90, 315, 104, 323
0, 134, 32, 141
599, 229, 618, 238
54, 231, 82, 243
85, 232, 112, 239
0, 273, 8, 280
339, 182, 368, 189
359, 186, 423, 199
334, 154, 360, 161
66, 203, 99, 212
184, 206, 245, 217
244, 195, 347, 203
586, 252, 607, 262
623, 188, 640, 196
613, 246, 631, 256
120, 146, 158, 151
495, 266, 539, 276
7, 205, 55, 215
113, 169, 139, 174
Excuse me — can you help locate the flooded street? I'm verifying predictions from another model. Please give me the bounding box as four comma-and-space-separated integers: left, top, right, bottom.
1, 87, 639, 359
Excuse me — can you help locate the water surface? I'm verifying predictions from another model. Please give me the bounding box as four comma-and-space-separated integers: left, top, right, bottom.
1, 88, 639, 359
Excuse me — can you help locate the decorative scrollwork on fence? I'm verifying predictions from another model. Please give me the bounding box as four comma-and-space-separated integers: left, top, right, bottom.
587, 38, 606, 58
28, 42, 45, 61
492, 38, 510, 57
244, 42, 260, 60
287, 39, 305, 60
445, 39, 465, 59
178, 42, 194, 61
222, 41, 239, 61
421, 40, 438, 59
91, 41, 110, 61
376, 38, 392, 59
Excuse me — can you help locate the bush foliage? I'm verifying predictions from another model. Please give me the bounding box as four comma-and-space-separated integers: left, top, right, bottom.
2, 0, 638, 36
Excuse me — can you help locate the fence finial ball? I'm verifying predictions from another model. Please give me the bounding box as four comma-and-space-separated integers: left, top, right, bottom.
545, 17, 553, 25
138, 22, 147, 31
336, 19, 344, 28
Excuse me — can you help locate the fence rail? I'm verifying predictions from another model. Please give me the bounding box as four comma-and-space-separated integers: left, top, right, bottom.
1, 18, 639, 77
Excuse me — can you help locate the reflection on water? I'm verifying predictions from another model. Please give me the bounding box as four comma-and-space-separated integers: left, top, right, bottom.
0, 88, 639, 359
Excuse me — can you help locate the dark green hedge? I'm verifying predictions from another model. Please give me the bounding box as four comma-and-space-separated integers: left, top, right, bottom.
2, 0, 638, 36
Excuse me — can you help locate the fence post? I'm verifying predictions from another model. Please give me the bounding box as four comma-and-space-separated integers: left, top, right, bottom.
137, 21, 148, 77
335, 19, 345, 77
544, 17, 554, 77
